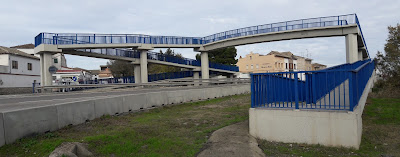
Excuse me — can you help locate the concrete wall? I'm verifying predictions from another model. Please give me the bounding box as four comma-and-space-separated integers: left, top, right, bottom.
0, 55, 9, 66
0, 84, 250, 147
9, 55, 40, 76
0, 65, 9, 73
0, 74, 40, 88
0, 54, 40, 88
250, 72, 376, 149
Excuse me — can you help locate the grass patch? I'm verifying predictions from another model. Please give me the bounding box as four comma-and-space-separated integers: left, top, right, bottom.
257, 96, 400, 156
0, 94, 251, 157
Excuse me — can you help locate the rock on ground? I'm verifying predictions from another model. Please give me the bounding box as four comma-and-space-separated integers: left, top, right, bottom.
197, 120, 265, 157
49, 142, 93, 157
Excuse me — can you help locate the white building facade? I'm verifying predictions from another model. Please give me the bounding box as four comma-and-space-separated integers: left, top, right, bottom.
0, 46, 40, 88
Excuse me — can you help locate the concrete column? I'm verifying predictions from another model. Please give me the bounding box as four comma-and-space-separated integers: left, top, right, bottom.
134, 65, 141, 83
345, 34, 358, 63
40, 52, 53, 86
358, 49, 363, 61
193, 71, 200, 86
201, 52, 209, 79
140, 51, 148, 83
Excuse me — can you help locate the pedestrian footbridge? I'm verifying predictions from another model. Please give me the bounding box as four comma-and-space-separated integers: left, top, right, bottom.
35, 14, 369, 86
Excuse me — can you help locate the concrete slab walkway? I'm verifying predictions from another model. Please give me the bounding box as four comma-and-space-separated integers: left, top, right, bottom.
197, 120, 265, 157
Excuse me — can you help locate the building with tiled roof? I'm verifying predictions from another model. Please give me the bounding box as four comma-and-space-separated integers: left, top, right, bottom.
0, 46, 40, 88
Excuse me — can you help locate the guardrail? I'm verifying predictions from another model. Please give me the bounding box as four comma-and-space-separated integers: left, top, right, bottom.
35, 14, 359, 46
33, 78, 250, 93
251, 59, 374, 111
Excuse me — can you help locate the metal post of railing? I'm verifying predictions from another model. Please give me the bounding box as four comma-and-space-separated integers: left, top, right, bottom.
337, 16, 340, 26
286, 22, 288, 30
32, 82, 35, 93
251, 74, 255, 108
312, 74, 316, 106
348, 72, 354, 111
294, 72, 299, 109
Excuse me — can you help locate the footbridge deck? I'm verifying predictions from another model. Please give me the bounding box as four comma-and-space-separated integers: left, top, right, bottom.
34, 14, 369, 85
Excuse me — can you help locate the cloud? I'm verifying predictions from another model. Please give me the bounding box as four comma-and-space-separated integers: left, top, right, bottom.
0, 0, 399, 70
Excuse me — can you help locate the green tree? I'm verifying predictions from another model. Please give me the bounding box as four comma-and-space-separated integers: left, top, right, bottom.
375, 24, 400, 87
195, 46, 237, 65
107, 60, 135, 77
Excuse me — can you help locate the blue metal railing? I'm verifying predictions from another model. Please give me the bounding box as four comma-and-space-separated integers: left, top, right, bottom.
35, 14, 359, 47
148, 71, 194, 82
355, 14, 370, 57
251, 59, 374, 111
75, 48, 239, 72
88, 71, 195, 84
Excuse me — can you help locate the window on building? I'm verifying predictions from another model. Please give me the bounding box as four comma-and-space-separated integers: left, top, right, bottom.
286, 63, 288, 69
27, 63, 32, 71
250, 56, 252, 60
54, 58, 58, 63
251, 64, 253, 69
294, 64, 296, 69
246, 65, 248, 70
12, 60, 18, 69
256, 64, 259, 69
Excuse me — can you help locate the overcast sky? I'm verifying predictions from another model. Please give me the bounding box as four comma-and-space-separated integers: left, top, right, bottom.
0, 0, 399, 69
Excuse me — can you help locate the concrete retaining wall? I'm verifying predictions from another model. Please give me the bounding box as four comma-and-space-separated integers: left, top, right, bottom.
3, 105, 59, 144
249, 73, 376, 149
0, 84, 250, 147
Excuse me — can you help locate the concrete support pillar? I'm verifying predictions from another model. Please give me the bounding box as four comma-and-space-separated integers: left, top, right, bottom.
40, 52, 53, 86
134, 65, 141, 83
358, 49, 363, 61
345, 34, 359, 63
200, 52, 209, 79
140, 51, 148, 83
193, 71, 200, 86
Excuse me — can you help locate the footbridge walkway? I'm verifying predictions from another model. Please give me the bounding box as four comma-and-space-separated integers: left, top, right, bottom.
35, 14, 369, 86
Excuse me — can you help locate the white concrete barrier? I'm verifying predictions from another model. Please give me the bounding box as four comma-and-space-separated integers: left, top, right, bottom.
0, 114, 5, 146
3, 106, 59, 144
56, 100, 95, 129
123, 93, 147, 111
146, 92, 168, 107
0, 84, 250, 147
166, 91, 185, 104
94, 96, 125, 118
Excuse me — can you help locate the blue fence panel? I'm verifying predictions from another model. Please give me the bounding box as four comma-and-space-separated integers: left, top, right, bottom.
251, 59, 374, 111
